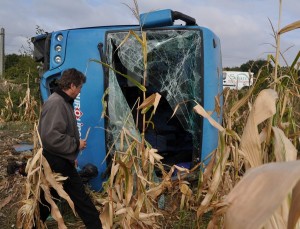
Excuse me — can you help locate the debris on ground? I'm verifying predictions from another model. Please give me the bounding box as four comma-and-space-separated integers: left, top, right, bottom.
0, 122, 86, 229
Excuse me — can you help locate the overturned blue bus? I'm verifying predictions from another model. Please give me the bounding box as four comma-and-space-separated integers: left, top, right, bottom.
32, 9, 223, 190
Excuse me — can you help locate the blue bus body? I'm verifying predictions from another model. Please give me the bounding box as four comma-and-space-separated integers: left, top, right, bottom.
32, 9, 222, 191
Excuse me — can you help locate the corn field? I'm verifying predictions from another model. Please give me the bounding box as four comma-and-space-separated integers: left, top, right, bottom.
0, 73, 39, 122
15, 1, 300, 229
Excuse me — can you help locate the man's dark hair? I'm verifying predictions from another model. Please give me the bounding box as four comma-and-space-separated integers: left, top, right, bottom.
58, 68, 86, 90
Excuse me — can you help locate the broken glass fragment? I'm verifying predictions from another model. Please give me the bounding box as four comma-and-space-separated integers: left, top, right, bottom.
106, 29, 203, 165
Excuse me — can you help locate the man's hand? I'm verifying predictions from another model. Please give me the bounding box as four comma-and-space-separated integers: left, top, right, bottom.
79, 139, 87, 150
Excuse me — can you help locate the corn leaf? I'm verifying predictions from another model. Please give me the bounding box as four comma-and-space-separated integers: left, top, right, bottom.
25, 148, 43, 175
272, 127, 297, 162
138, 92, 161, 115
89, 59, 146, 92
278, 20, 300, 34
118, 160, 134, 205
146, 183, 164, 200
197, 146, 230, 217
40, 183, 67, 229
41, 156, 76, 216
288, 180, 300, 229
290, 51, 300, 70
224, 161, 300, 229
148, 148, 163, 165
110, 158, 120, 187
193, 104, 225, 132
240, 89, 278, 167
229, 85, 255, 116
100, 202, 112, 229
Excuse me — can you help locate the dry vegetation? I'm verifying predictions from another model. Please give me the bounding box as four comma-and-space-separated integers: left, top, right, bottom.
0, 122, 36, 227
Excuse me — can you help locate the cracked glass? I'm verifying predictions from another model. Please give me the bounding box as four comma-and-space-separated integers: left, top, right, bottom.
106, 29, 203, 162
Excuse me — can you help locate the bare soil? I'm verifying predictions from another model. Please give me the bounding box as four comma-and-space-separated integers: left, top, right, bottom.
0, 122, 32, 229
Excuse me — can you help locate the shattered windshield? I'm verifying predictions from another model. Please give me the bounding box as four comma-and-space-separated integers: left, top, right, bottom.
106, 29, 203, 160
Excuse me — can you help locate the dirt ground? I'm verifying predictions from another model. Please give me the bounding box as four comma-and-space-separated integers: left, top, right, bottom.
0, 122, 200, 229
0, 122, 85, 229
0, 122, 32, 228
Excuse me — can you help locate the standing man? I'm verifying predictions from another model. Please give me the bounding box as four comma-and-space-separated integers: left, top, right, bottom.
38, 68, 102, 228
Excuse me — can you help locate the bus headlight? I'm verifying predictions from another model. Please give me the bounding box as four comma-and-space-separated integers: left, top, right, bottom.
55, 56, 62, 63
57, 34, 63, 41
55, 45, 62, 52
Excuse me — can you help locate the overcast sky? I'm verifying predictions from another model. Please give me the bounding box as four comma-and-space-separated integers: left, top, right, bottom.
1, 0, 299, 67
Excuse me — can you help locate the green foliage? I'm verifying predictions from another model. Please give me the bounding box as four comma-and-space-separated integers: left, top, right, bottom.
223, 59, 273, 77
240, 59, 273, 75
223, 66, 240, 71
0, 54, 40, 121
4, 54, 20, 69
173, 210, 198, 229
4, 54, 39, 82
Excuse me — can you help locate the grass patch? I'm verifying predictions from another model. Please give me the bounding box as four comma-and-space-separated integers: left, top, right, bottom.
0, 121, 34, 131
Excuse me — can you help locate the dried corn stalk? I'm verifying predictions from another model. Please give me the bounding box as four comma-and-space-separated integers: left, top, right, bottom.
17, 126, 76, 229
18, 74, 38, 121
